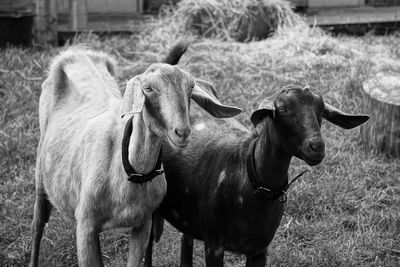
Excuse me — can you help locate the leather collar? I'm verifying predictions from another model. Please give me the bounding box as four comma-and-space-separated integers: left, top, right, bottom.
246, 137, 307, 203
122, 116, 164, 184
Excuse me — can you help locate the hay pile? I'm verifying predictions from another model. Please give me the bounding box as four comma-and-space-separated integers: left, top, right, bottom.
173, 0, 305, 41
134, 0, 305, 45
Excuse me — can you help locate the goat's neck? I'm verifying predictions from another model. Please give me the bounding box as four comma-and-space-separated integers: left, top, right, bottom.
253, 118, 291, 190
127, 114, 162, 174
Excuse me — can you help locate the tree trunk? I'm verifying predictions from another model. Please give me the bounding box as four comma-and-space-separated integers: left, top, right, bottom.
360, 72, 400, 156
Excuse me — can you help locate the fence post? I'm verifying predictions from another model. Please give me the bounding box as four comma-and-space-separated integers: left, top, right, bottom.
69, 0, 87, 31
35, 0, 58, 46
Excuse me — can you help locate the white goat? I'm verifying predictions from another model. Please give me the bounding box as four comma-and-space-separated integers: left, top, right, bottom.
29, 43, 241, 267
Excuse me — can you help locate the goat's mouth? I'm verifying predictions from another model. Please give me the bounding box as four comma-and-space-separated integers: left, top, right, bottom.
300, 152, 324, 166
166, 135, 189, 149
299, 138, 325, 166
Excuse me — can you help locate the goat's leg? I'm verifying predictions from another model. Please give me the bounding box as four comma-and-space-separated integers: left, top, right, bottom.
127, 219, 152, 267
29, 189, 53, 267
143, 222, 154, 267
144, 210, 165, 267
245, 252, 267, 267
204, 241, 224, 267
76, 211, 103, 267
180, 234, 193, 267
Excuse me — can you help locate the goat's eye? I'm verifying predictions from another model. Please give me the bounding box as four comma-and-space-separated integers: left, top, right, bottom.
143, 86, 153, 92
277, 107, 287, 113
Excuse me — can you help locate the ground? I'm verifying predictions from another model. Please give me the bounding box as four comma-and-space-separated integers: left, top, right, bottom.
1, 25, 400, 266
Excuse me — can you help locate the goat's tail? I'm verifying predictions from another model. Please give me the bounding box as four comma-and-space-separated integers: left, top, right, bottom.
162, 40, 192, 65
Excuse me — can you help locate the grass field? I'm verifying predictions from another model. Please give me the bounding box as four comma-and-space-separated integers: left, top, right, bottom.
1, 9, 400, 267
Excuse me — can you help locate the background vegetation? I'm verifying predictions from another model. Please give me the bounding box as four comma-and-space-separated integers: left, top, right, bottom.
1, 0, 400, 266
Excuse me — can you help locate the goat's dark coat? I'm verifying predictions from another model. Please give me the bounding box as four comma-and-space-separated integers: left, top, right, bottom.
159, 112, 284, 256
146, 87, 369, 266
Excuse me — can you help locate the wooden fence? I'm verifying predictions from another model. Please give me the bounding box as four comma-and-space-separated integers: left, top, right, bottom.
35, 0, 144, 45
3, 0, 400, 46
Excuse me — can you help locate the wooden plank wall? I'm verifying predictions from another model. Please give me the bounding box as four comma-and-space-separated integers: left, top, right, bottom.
69, 0, 87, 30
35, 0, 57, 45
309, 0, 365, 7
0, 0, 35, 13
290, 0, 400, 7
58, 0, 141, 14
366, 0, 400, 5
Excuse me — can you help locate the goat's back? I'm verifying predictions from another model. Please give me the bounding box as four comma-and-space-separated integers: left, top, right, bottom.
39, 47, 120, 135
36, 48, 123, 215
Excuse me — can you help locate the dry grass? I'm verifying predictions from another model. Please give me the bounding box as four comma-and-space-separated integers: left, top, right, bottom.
1, 2, 400, 266
171, 0, 305, 41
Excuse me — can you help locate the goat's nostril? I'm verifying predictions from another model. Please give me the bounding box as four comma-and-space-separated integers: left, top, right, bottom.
174, 128, 190, 140
309, 141, 324, 152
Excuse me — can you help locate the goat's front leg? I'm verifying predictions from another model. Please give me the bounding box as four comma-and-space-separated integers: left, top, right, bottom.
29, 188, 53, 267
76, 209, 103, 267
246, 252, 267, 267
127, 219, 152, 267
204, 241, 224, 267
143, 222, 155, 267
180, 234, 194, 267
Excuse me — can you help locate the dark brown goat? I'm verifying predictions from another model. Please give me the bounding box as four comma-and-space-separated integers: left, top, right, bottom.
145, 86, 369, 266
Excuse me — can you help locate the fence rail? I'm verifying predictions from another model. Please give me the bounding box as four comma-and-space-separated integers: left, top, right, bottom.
8, 0, 400, 45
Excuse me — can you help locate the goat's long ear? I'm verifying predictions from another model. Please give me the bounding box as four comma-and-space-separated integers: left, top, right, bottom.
323, 103, 369, 129
120, 76, 145, 118
191, 85, 242, 118
195, 78, 219, 99
250, 98, 275, 126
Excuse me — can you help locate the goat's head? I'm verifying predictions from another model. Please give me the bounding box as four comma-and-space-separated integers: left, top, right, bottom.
251, 86, 369, 166
121, 63, 241, 149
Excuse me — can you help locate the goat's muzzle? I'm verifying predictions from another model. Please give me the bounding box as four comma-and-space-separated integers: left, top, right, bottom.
167, 126, 191, 149
300, 137, 325, 166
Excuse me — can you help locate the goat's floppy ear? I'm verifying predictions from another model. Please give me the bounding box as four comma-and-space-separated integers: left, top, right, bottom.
191, 85, 242, 118
195, 78, 219, 99
250, 98, 275, 126
120, 76, 145, 118
322, 103, 369, 129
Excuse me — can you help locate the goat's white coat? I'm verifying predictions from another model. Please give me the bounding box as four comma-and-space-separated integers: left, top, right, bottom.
193, 121, 206, 131
35, 48, 166, 266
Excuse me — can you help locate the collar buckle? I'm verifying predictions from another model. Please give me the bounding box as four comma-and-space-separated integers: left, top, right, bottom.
278, 191, 287, 203
254, 187, 272, 200
127, 169, 165, 184
254, 187, 287, 203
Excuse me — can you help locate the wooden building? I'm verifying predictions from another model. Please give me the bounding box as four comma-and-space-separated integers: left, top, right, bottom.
0, 0, 35, 46
295, 0, 400, 26
2, 0, 400, 46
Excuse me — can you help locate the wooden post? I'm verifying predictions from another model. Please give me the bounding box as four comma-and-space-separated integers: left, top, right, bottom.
360, 72, 400, 156
137, 0, 144, 13
69, 0, 87, 31
35, 0, 57, 46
